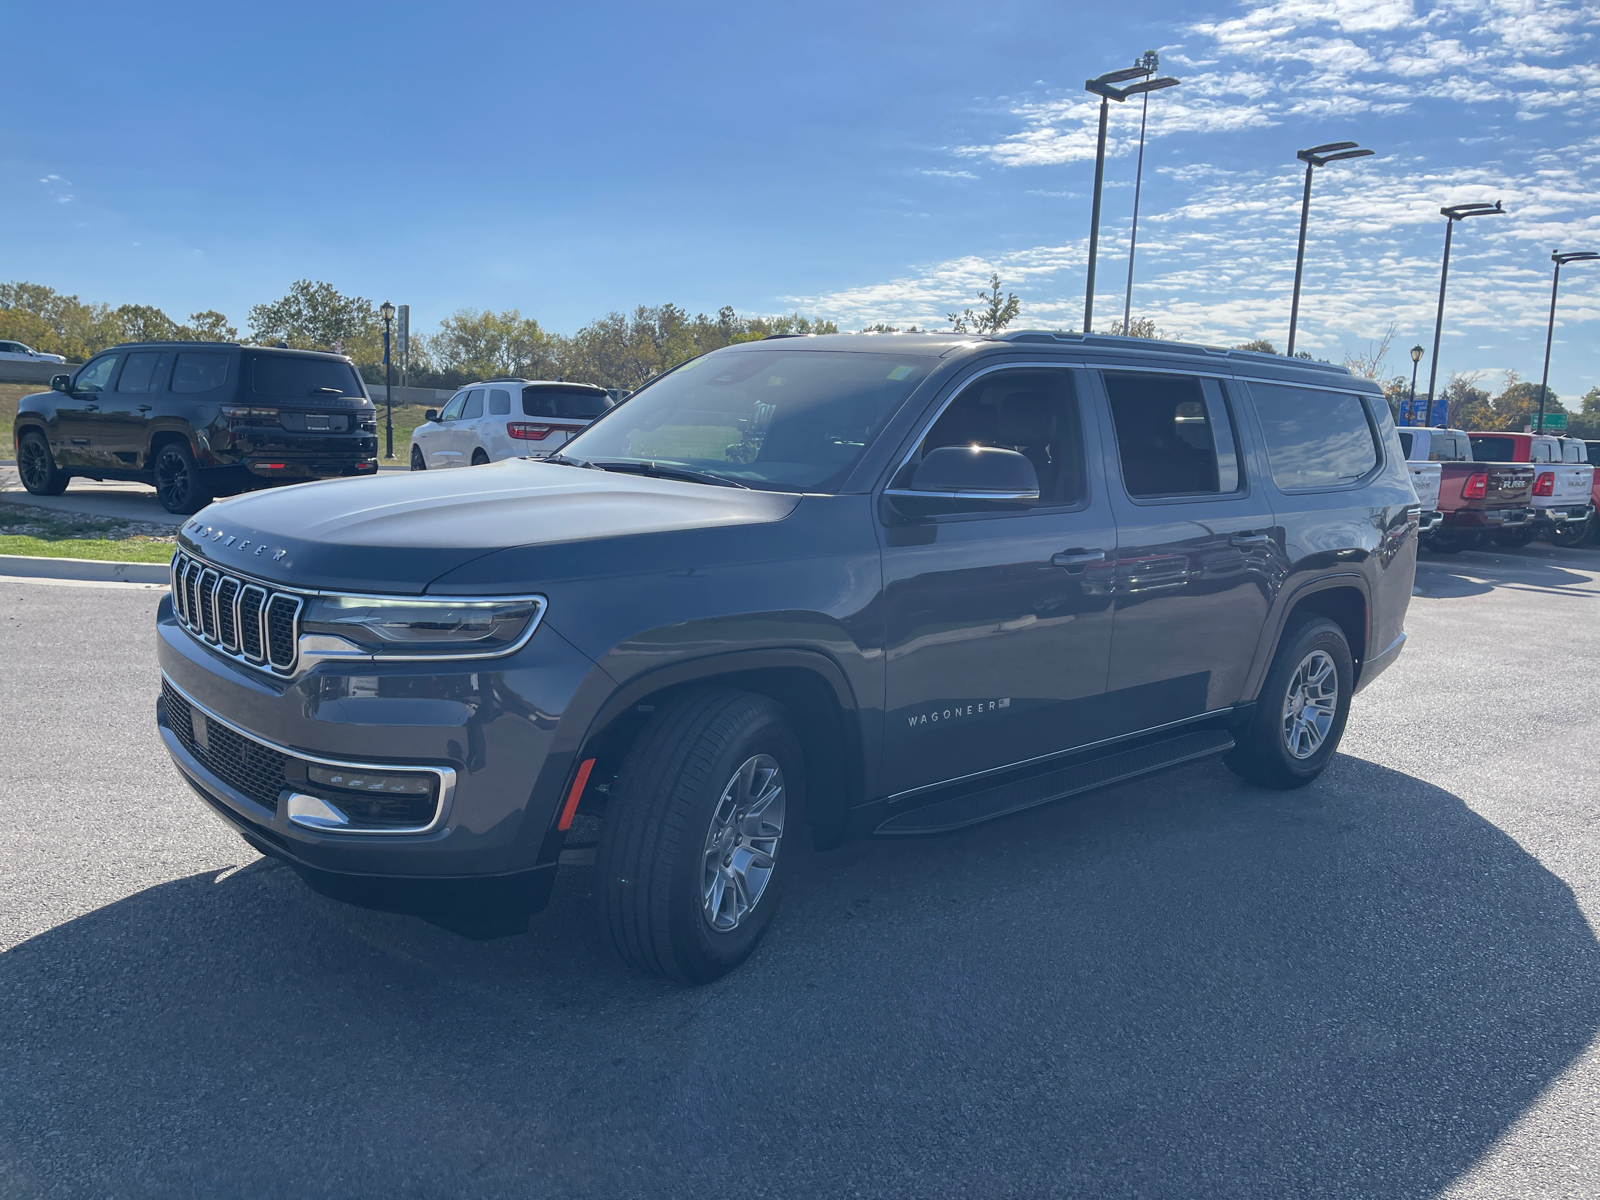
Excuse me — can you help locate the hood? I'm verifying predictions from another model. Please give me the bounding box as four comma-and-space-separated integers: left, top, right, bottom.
177, 458, 801, 594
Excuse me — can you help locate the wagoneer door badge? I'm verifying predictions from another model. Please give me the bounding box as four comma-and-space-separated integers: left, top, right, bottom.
908, 698, 1010, 727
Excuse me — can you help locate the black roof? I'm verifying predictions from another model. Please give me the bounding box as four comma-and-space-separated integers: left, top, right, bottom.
103, 341, 355, 362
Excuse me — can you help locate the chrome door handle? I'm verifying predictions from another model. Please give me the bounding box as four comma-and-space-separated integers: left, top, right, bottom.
1230, 532, 1272, 547
138, 405, 152, 412
1051, 549, 1106, 572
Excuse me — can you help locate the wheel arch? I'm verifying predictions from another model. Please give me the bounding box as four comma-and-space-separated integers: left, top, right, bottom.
1245, 574, 1371, 702
578, 649, 865, 850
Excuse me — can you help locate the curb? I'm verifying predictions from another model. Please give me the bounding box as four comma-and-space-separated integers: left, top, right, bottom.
0, 553, 171, 584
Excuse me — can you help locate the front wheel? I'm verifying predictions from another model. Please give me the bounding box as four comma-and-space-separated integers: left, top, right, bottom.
410, 445, 427, 471
1225, 616, 1354, 790
596, 688, 803, 984
16, 430, 69, 496
1551, 518, 1591, 548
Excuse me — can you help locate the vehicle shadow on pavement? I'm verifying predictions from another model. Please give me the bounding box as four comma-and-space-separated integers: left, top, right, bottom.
3, 755, 1598, 1198
1416, 548, 1598, 599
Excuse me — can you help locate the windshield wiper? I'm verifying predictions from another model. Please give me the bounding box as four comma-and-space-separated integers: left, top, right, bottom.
589, 460, 750, 489
543, 453, 599, 470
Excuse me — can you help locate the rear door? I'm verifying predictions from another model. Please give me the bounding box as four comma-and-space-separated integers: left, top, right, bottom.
1091, 368, 1279, 730
480, 386, 515, 460
101, 349, 167, 466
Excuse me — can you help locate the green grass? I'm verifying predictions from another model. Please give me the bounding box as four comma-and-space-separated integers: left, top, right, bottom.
0, 535, 175, 562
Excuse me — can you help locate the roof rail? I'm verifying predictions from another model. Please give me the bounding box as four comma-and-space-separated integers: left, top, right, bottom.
996, 329, 1352, 376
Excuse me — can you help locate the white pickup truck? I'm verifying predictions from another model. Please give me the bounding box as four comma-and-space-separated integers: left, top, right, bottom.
1395, 427, 1454, 537
1467, 431, 1595, 548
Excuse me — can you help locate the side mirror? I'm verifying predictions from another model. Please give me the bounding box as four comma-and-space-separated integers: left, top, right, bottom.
50, 374, 70, 393
424, 409, 439, 422
886, 445, 1040, 514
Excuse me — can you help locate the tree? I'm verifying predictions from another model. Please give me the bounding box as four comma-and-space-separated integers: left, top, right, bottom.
1488, 378, 1565, 432
1442, 373, 1493, 431
1235, 339, 1278, 353
247, 280, 383, 375
184, 310, 237, 341
429, 308, 556, 381
1569, 386, 1600, 438
948, 273, 1020, 334
114, 304, 182, 343
1103, 317, 1163, 339
0, 281, 120, 360
1341, 323, 1397, 382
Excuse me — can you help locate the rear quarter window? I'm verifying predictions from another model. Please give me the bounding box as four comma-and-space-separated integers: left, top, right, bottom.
1247, 383, 1380, 491
172, 352, 231, 394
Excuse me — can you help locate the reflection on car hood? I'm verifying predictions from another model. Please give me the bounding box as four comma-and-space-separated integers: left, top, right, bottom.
177, 458, 801, 594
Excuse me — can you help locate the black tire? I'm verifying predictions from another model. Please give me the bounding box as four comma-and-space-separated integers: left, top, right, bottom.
152, 441, 212, 515
470, 448, 490, 466
1225, 616, 1354, 790
16, 429, 69, 496
596, 688, 803, 984
1551, 519, 1590, 549
1493, 526, 1535, 548
410, 445, 427, 471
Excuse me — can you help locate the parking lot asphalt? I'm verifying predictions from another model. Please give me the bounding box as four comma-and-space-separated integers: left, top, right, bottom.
2, 543, 1598, 1199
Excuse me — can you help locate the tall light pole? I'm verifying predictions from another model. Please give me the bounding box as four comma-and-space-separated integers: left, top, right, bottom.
1083, 65, 1180, 334
1426, 202, 1505, 421
1285, 141, 1374, 358
1407, 344, 1424, 427
1536, 250, 1600, 433
1122, 50, 1178, 335
380, 300, 396, 459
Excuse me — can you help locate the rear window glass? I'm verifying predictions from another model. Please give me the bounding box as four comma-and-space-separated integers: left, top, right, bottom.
1397, 430, 1414, 459
251, 355, 364, 398
524, 387, 611, 419
172, 352, 230, 394
1103, 372, 1239, 498
1470, 436, 1516, 462
1564, 441, 1584, 463
1249, 384, 1379, 490
1431, 433, 1469, 462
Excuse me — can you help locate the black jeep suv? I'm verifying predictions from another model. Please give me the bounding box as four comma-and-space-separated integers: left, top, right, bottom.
13, 342, 379, 513
155, 332, 1417, 982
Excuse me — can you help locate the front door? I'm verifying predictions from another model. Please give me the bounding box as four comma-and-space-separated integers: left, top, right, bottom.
880, 364, 1117, 796
51, 353, 121, 467
1092, 369, 1279, 731
422, 391, 468, 466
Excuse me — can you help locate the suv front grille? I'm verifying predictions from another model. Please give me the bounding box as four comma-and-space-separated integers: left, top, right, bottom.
171, 552, 303, 674
161, 677, 447, 832
162, 678, 289, 813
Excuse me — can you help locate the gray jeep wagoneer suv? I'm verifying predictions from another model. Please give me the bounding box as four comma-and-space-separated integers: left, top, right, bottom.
157, 331, 1417, 982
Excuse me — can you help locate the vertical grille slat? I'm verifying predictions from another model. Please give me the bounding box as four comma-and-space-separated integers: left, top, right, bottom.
168, 554, 302, 675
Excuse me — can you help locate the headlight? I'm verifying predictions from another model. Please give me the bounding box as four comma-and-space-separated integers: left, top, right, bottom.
299, 595, 544, 658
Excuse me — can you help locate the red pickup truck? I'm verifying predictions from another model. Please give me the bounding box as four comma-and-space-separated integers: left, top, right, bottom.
1468, 430, 1595, 548
1406, 427, 1535, 553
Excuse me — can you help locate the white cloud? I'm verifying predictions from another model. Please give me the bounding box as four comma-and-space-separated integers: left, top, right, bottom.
920, 169, 978, 179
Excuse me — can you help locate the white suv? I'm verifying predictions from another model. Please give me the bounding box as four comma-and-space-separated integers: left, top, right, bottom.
0, 340, 66, 364
409, 379, 612, 470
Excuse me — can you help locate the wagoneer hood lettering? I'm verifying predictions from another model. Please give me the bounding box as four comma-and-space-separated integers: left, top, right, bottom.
176, 459, 801, 594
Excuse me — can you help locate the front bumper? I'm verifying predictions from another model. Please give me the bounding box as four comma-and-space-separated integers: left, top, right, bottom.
155, 593, 601, 892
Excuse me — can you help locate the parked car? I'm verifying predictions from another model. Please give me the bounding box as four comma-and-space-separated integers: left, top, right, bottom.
1557, 437, 1599, 546
1467, 430, 1594, 548
409, 379, 612, 470
0, 339, 66, 364
1394, 428, 1443, 534
156, 331, 1416, 982
12, 342, 379, 514
1400, 427, 1532, 552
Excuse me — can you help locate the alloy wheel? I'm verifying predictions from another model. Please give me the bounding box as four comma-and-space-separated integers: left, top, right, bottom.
1282, 650, 1338, 759
155, 450, 191, 510
701, 754, 785, 932
18, 437, 53, 491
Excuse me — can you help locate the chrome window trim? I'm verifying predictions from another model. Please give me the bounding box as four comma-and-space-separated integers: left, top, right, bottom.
161, 672, 456, 836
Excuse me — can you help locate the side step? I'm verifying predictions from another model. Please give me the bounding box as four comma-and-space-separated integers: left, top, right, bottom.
874, 730, 1234, 836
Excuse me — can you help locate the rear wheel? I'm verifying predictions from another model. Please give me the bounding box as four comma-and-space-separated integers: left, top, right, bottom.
410, 445, 427, 471
1225, 616, 1353, 790
596, 688, 802, 984
1493, 525, 1535, 548
1551, 518, 1591, 548
470, 448, 490, 466
16, 430, 69, 496
152, 441, 211, 514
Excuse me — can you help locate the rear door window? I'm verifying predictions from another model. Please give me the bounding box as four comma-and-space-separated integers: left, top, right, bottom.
1469, 436, 1516, 462
488, 388, 511, 415
172, 352, 230, 394
462, 389, 485, 420
523, 387, 612, 419
1397, 430, 1414, 459
116, 351, 162, 393
1102, 372, 1240, 498
1248, 384, 1379, 490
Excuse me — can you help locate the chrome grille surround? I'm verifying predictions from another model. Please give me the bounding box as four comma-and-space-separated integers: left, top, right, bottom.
170, 551, 302, 674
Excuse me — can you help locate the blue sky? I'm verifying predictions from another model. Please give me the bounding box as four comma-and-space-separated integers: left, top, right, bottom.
6, 0, 1598, 398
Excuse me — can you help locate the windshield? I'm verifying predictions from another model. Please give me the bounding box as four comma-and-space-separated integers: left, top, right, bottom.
561, 348, 933, 492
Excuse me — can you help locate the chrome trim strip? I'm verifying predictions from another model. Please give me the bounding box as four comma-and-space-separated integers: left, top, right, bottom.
884, 488, 1040, 502
885, 708, 1234, 802
161, 672, 456, 836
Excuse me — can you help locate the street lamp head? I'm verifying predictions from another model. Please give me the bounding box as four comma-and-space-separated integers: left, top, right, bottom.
1552, 250, 1600, 265
380, 301, 396, 322
1411, 344, 1424, 364
1119, 76, 1181, 99
1086, 65, 1177, 101
1297, 142, 1374, 167
1441, 200, 1504, 221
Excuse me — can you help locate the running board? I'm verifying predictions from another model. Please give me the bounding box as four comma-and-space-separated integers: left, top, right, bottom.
874, 730, 1234, 836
